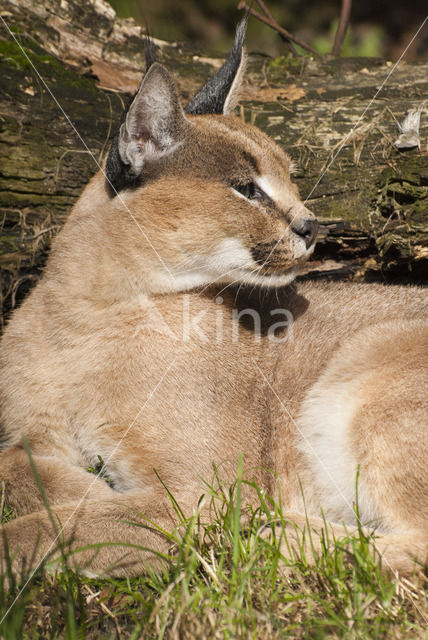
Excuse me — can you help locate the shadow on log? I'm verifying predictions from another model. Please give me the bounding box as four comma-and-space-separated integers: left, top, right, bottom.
0, 0, 427, 326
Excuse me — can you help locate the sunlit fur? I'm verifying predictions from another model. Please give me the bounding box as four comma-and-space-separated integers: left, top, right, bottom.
0, 47, 426, 584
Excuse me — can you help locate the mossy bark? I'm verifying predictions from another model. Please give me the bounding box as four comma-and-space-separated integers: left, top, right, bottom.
1, 0, 427, 324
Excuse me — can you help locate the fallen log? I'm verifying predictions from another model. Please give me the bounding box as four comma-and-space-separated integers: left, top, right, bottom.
0, 0, 427, 325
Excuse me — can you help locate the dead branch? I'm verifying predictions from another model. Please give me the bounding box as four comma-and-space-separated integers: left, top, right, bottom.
237, 1, 319, 57
254, 0, 298, 56
332, 0, 352, 56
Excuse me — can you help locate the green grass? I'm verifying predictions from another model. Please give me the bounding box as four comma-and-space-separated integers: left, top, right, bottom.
0, 471, 426, 639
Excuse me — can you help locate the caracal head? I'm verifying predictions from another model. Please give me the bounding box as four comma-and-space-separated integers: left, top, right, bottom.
104, 19, 318, 293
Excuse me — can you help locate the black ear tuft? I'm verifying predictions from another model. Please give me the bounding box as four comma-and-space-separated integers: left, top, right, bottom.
144, 36, 158, 72
185, 17, 248, 116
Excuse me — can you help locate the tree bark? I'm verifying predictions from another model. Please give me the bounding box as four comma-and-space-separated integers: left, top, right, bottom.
0, 0, 427, 325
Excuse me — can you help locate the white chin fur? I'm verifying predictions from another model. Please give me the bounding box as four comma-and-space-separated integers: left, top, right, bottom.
184, 238, 299, 289
155, 237, 304, 293
220, 267, 298, 288
160, 265, 298, 293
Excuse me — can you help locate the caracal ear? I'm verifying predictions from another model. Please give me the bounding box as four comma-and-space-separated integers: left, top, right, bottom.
185, 17, 248, 115
106, 63, 188, 194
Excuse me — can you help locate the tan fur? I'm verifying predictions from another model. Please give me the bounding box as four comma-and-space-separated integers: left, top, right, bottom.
0, 62, 427, 584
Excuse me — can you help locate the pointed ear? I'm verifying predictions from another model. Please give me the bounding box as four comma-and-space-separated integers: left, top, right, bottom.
143, 35, 158, 72
106, 63, 187, 194
185, 17, 247, 116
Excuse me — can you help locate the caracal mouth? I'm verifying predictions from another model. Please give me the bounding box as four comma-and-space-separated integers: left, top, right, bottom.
174, 238, 315, 291
227, 246, 315, 288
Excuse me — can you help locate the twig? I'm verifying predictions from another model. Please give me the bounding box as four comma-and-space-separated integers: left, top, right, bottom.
0, 482, 6, 520
255, 0, 298, 56
84, 584, 123, 639
237, 1, 319, 57
332, 0, 352, 56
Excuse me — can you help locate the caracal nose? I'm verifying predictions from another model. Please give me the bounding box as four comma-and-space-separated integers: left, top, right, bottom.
291, 216, 319, 249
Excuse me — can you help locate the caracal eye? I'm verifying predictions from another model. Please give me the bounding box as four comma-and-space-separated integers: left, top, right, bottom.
232, 182, 264, 200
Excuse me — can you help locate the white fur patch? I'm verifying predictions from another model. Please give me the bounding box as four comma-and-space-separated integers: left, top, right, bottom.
166, 271, 217, 292
256, 175, 281, 203
298, 379, 380, 527
155, 237, 298, 292
211, 237, 253, 270
152, 238, 253, 293
227, 267, 297, 288
193, 238, 298, 289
